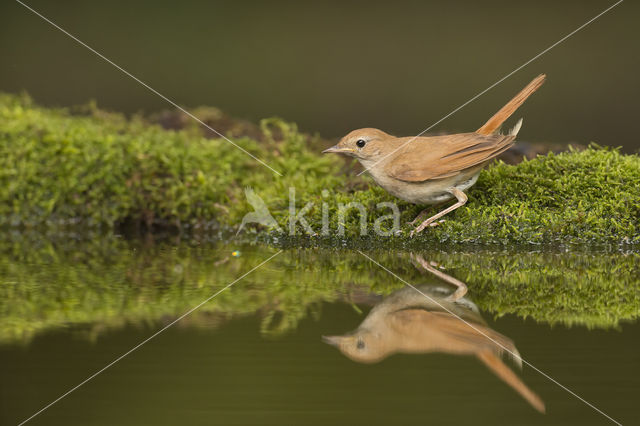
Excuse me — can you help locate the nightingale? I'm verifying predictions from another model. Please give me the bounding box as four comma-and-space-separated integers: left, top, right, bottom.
322, 283, 545, 413
323, 74, 546, 235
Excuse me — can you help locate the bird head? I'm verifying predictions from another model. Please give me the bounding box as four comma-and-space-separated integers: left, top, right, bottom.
322, 128, 392, 162
322, 329, 388, 364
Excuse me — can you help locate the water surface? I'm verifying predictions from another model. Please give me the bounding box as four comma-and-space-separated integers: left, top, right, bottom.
1, 236, 638, 425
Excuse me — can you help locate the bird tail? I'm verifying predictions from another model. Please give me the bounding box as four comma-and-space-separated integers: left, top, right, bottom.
476, 74, 546, 135
477, 351, 546, 413
508, 118, 523, 137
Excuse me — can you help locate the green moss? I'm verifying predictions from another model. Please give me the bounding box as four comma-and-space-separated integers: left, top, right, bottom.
0, 93, 344, 230
0, 235, 638, 344
1, 93, 639, 246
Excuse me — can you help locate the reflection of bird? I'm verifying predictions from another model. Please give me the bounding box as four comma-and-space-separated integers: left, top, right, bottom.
237, 187, 281, 234
323, 285, 545, 413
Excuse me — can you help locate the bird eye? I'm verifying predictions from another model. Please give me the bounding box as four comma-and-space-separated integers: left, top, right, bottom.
356, 139, 366, 148
356, 339, 365, 350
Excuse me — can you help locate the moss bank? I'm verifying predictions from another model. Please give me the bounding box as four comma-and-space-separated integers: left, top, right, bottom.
1, 93, 639, 246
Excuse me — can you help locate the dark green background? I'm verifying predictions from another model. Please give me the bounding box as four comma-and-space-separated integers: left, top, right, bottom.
1, 0, 639, 149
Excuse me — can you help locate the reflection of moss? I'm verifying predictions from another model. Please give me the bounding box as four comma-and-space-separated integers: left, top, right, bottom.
2, 93, 639, 245
1, 236, 638, 343
414, 250, 640, 329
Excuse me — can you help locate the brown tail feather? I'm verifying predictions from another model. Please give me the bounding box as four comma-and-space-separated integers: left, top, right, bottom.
476, 74, 546, 135
477, 351, 546, 413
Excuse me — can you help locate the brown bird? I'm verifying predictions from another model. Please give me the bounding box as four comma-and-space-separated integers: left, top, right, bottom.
323, 74, 546, 235
322, 285, 545, 413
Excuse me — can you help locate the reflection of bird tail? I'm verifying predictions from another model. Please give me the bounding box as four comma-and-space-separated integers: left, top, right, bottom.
477, 351, 546, 413
509, 346, 522, 369
484, 328, 522, 369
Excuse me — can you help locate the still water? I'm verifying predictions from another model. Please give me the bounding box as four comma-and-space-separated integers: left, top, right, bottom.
1, 235, 638, 425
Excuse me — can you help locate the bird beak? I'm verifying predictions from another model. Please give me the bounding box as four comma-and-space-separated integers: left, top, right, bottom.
321, 335, 345, 347
322, 145, 354, 154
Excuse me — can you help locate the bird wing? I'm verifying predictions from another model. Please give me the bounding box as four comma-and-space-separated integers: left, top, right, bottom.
389, 309, 521, 367
384, 132, 515, 182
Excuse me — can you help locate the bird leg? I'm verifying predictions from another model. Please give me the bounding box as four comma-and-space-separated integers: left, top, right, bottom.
410, 188, 467, 236
411, 254, 467, 302
409, 209, 429, 225
409, 199, 448, 225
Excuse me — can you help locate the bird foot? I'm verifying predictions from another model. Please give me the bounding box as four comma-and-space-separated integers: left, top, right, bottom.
410, 220, 445, 237
409, 216, 424, 226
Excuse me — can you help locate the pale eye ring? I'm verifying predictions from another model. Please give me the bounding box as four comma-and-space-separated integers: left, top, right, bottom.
356, 139, 366, 148
356, 339, 365, 350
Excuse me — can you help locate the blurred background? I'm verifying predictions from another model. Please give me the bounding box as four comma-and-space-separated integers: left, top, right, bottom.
1, 0, 638, 150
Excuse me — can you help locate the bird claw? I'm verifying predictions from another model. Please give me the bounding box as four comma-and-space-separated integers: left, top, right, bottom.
410, 220, 445, 237
409, 217, 423, 226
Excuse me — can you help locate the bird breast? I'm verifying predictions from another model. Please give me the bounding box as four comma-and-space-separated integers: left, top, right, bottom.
366, 165, 481, 205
